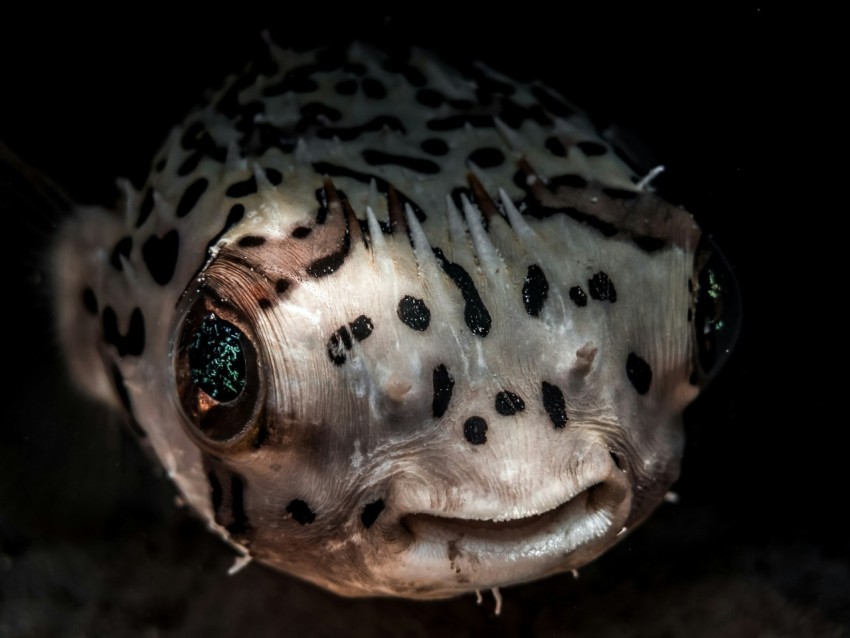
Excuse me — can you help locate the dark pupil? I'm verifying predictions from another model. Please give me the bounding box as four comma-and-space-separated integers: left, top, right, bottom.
188, 314, 246, 402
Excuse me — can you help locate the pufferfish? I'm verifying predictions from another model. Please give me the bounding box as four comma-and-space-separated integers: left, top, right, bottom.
51, 38, 733, 599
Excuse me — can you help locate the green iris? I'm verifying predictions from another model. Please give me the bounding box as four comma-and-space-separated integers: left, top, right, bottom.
188, 314, 247, 402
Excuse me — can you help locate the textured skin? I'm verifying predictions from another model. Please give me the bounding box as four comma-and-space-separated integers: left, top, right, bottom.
53, 40, 703, 598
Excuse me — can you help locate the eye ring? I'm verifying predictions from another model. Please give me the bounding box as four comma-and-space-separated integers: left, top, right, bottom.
173, 289, 265, 448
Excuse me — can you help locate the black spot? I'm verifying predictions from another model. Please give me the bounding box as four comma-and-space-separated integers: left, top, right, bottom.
349, 315, 374, 341
463, 417, 488, 445
577, 141, 607, 156
258, 298, 272, 311
687, 307, 693, 322
264, 168, 283, 186
548, 174, 587, 189
317, 115, 406, 141
335, 79, 357, 95
208, 471, 223, 513
633, 236, 667, 252
427, 114, 494, 131
362, 150, 440, 174
154, 158, 166, 172
238, 236, 266, 248
602, 187, 638, 200
102, 307, 145, 357
421, 138, 449, 156
226, 175, 258, 198
626, 352, 653, 395
292, 226, 312, 238
362, 77, 386, 99
286, 499, 316, 525
110, 237, 132, 271
275, 278, 291, 295
467, 147, 504, 169
531, 86, 575, 117
545, 137, 567, 157
397, 295, 431, 331
522, 264, 549, 317
142, 230, 179, 285
569, 286, 588, 307
361, 499, 385, 528
176, 178, 209, 218
432, 364, 454, 418
226, 475, 249, 535
432, 248, 491, 337
416, 88, 444, 107
136, 188, 155, 227
110, 363, 132, 413
588, 272, 617, 302
495, 391, 525, 416
541, 382, 568, 428
82, 287, 98, 315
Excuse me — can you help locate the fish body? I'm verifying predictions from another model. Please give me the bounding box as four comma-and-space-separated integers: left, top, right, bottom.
52, 39, 722, 598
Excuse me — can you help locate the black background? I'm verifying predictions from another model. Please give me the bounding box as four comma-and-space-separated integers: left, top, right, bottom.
1, 7, 844, 637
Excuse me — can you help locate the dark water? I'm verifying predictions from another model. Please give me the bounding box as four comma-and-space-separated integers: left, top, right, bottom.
1, 8, 845, 637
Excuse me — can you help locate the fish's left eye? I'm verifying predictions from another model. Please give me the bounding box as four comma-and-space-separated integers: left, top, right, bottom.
174, 297, 263, 445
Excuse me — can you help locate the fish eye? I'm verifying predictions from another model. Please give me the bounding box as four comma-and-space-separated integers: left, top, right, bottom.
174, 296, 263, 445
188, 313, 246, 402
694, 235, 742, 383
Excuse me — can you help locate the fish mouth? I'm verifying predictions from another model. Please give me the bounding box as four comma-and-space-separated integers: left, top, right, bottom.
400, 480, 613, 538
382, 453, 632, 597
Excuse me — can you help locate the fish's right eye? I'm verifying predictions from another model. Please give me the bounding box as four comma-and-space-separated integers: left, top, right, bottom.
175, 297, 263, 445
188, 313, 247, 403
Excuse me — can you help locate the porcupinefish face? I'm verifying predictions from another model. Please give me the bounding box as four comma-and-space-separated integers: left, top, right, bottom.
52, 40, 733, 598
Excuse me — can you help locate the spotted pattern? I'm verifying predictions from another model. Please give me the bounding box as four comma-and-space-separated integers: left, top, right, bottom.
53, 40, 712, 600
